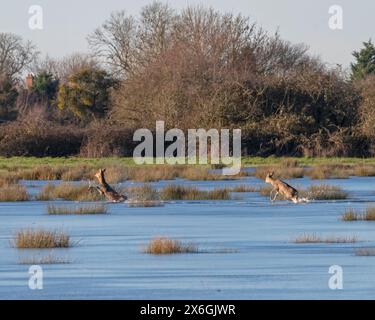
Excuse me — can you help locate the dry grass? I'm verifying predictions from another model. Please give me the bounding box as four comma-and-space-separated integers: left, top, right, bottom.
61, 165, 94, 181
128, 165, 179, 182
101, 165, 129, 183
37, 183, 104, 201
128, 200, 164, 207
353, 164, 375, 177
125, 184, 163, 207
302, 184, 348, 200
293, 233, 357, 244
125, 184, 159, 201
18, 252, 71, 264
305, 164, 352, 180
0, 183, 29, 201
160, 184, 231, 200
258, 185, 286, 200
143, 237, 198, 254
354, 248, 375, 256
13, 229, 72, 248
47, 204, 108, 215
13, 165, 66, 181
0, 174, 19, 186
229, 184, 259, 192
255, 165, 304, 180
341, 207, 375, 221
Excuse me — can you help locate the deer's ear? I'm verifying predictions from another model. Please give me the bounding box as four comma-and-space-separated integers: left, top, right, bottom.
102, 168, 106, 173
270, 171, 274, 177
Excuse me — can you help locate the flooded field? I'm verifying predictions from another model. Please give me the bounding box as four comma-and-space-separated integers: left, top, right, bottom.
1, 173, 375, 299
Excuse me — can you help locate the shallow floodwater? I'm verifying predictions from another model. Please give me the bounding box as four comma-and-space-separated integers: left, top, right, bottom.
1, 174, 375, 300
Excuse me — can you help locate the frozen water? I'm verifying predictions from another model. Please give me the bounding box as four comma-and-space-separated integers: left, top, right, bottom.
1, 175, 375, 299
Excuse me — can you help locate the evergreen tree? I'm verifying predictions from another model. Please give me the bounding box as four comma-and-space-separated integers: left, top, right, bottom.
351, 40, 375, 80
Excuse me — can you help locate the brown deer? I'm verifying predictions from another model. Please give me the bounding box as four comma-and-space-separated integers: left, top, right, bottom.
265, 171, 301, 204
90, 168, 127, 202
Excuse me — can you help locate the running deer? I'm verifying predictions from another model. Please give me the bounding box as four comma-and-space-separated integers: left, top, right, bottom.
89, 168, 127, 202
265, 171, 301, 204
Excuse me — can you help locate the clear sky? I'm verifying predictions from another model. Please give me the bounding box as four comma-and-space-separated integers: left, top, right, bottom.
0, 0, 374, 69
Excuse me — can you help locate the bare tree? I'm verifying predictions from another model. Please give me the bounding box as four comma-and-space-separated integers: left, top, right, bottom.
87, 11, 138, 76
0, 33, 37, 79
138, 2, 175, 63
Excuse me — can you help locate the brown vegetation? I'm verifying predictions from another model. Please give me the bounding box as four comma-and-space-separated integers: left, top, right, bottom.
143, 237, 198, 254
160, 184, 231, 200
293, 233, 357, 244
47, 204, 107, 215
341, 207, 375, 221
37, 183, 103, 201
13, 229, 72, 248
0, 183, 29, 201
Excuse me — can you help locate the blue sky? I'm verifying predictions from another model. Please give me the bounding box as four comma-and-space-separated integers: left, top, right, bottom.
1, 0, 374, 69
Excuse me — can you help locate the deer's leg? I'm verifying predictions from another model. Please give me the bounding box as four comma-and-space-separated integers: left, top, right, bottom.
88, 182, 104, 195
272, 191, 279, 202
269, 189, 274, 202
269, 189, 277, 202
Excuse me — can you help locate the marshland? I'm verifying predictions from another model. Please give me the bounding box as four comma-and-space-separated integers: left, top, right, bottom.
1, 157, 375, 299
1, 0, 375, 301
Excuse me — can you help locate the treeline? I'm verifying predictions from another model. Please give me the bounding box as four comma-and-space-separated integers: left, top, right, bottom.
0, 2, 375, 157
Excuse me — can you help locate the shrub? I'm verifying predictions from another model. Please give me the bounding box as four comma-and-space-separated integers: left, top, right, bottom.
0, 119, 83, 157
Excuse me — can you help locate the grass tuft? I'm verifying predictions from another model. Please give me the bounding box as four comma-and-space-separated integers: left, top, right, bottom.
229, 184, 259, 192
341, 207, 375, 221
13, 229, 72, 248
143, 237, 198, 254
303, 184, 348, 200
0, 183, 29, 201
18, 252, 71, 264
355, 248, 375, 256
160, 184, 231, 200
37, 183, 104, 201
292, 233, 357, 244
47, 204, 107, 215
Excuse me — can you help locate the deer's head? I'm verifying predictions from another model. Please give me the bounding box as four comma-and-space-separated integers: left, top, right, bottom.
95, 168, 106, 182
265, 171, 275, 183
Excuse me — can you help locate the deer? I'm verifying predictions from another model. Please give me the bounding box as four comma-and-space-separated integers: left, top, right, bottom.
265, 171, 305, 204
89, 168, 127, 203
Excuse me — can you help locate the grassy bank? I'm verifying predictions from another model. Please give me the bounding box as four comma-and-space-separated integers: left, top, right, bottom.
1, 156, 375, 170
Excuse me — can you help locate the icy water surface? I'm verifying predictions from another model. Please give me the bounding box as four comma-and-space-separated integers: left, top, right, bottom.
1, 175, 375, 299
